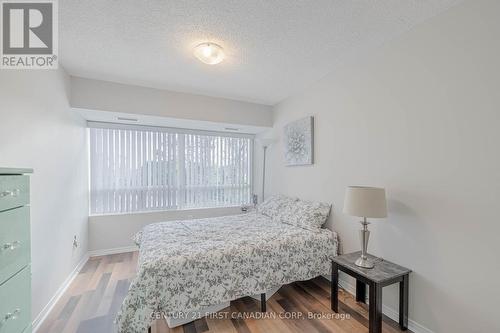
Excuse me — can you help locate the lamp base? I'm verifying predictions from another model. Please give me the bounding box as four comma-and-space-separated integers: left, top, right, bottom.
355, 256, 374, 269
356, 218, 375, 269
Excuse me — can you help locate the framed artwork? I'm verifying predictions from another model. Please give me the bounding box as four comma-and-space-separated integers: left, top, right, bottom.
284, 116, 314, 166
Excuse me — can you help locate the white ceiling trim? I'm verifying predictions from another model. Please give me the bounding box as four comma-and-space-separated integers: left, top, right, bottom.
75, 108, 270, 135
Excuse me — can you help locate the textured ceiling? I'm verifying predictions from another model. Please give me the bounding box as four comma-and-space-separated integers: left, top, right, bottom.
60, 0, 461, 105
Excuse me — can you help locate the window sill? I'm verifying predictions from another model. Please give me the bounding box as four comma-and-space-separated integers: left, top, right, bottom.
89, 205, 247, 218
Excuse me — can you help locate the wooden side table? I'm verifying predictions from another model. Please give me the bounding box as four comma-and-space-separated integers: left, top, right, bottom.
331, 252, 412, 333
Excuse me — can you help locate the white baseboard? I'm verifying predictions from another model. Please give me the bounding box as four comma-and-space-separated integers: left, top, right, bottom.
32, 253, 89, 332
323, 274, 433, 333
88, 245, 138, 257
381, 304, 433, 333
32, 246, 137, 331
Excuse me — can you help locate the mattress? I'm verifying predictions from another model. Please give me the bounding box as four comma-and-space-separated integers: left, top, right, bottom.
116, 212, 338, 332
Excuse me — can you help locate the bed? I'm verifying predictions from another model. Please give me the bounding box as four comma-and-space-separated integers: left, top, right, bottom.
116, 196, 338, 333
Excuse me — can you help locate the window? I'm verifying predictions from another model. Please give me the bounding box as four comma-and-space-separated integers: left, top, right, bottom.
89, 122, 253, 215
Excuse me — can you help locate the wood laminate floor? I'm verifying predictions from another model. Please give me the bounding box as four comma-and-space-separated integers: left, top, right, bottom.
38, 252, 412, 333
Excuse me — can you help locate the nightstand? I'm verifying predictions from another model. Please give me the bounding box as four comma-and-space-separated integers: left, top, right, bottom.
331, 251, 412, 333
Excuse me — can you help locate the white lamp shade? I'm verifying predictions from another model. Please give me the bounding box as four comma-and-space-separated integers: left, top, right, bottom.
343, 186, 387, 218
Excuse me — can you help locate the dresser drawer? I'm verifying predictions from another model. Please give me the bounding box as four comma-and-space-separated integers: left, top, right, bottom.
0, 207, 30, 284
0, 176, 29, 212
0, 266, 31, 333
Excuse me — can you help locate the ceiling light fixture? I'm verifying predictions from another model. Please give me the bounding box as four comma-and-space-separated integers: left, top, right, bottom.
194, 42, 225, 65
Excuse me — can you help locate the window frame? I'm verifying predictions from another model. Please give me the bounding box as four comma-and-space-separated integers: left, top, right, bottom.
87, 121, 254, 216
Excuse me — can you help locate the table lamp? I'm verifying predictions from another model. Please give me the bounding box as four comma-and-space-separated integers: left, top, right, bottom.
343, 186, 387, 268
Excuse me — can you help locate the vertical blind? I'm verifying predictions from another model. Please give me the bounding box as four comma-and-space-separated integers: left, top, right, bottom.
89, 123, 253, 215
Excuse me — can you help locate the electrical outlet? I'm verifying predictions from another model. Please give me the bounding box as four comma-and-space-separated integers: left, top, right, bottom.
73, 235, 78, 248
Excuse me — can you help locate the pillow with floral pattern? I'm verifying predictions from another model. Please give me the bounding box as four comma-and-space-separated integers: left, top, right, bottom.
275, 199, 331, 231
257, 194, 298, 219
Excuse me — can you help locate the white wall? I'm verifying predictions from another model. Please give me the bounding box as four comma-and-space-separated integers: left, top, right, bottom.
265, 0, 500, 332
89, 207, 242, 252
0, 69, 89, 322
70, 77, 273, 127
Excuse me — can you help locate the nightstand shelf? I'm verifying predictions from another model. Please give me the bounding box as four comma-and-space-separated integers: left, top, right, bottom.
331, 251, 412, 333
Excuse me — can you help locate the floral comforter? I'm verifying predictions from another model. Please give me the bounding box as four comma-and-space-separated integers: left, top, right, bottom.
116, 212, 338, 332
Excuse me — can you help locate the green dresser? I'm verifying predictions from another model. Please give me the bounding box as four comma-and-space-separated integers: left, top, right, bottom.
0, 168, 32, 333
